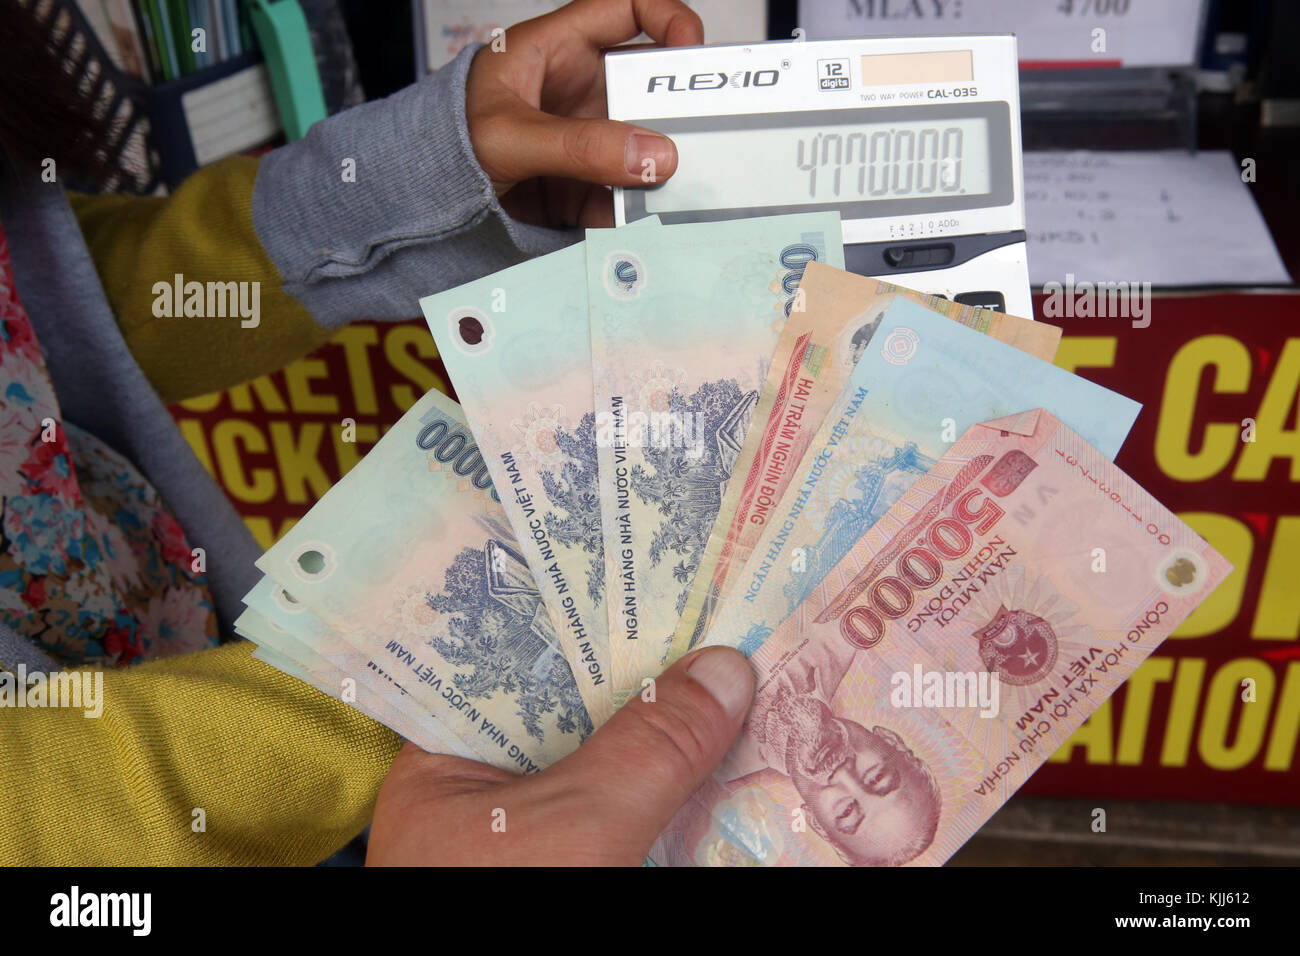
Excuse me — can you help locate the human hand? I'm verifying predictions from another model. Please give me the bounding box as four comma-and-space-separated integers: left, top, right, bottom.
366, 647, 755, 865
463, 0, 703, 229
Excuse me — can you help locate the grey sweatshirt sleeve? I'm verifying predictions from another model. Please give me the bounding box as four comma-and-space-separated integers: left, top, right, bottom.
251, 43, 579, 328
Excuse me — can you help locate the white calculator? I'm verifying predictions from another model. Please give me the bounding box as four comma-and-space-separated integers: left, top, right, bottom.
606, 34, 1033, 317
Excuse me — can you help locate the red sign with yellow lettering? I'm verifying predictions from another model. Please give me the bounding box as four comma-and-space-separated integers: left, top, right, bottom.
1025, 291, 1299, 804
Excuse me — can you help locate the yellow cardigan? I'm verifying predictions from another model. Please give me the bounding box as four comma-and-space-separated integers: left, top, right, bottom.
0, 642, 401, 865
1, 156, 403, 865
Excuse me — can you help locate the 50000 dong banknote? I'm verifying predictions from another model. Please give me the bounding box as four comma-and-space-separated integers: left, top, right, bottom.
651, 410, 1230, 866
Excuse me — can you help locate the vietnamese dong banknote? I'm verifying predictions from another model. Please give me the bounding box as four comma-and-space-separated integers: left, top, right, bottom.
670, 262, 1062, 661
257, 388, 591, 775
704, 296, 1140, 655
651, 410, 1230, 866
586, 212, 845, 705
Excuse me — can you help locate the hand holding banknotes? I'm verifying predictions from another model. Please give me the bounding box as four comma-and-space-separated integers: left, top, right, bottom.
366, 648, 753, 865
464, 0, 702, 228
243, 218, 1230, 866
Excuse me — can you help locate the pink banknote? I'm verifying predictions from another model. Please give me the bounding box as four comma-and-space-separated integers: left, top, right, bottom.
652, 409, 1231, 866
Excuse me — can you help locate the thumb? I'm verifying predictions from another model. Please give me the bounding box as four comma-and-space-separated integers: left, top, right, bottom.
489, 109, 679, 190
546, 647, 755, 855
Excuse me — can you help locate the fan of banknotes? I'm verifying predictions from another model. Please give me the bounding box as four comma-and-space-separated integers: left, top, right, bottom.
238, 211, 1231, 866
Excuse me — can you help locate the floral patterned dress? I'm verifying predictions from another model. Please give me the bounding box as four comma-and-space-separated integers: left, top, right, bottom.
0, 223, 218, 667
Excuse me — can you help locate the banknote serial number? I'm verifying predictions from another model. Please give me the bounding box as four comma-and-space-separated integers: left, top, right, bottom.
1138, 892, 1250, 907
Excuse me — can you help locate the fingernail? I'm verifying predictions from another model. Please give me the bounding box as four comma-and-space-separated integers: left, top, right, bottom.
686, 649, 754, 720
625, 132, 674, 180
